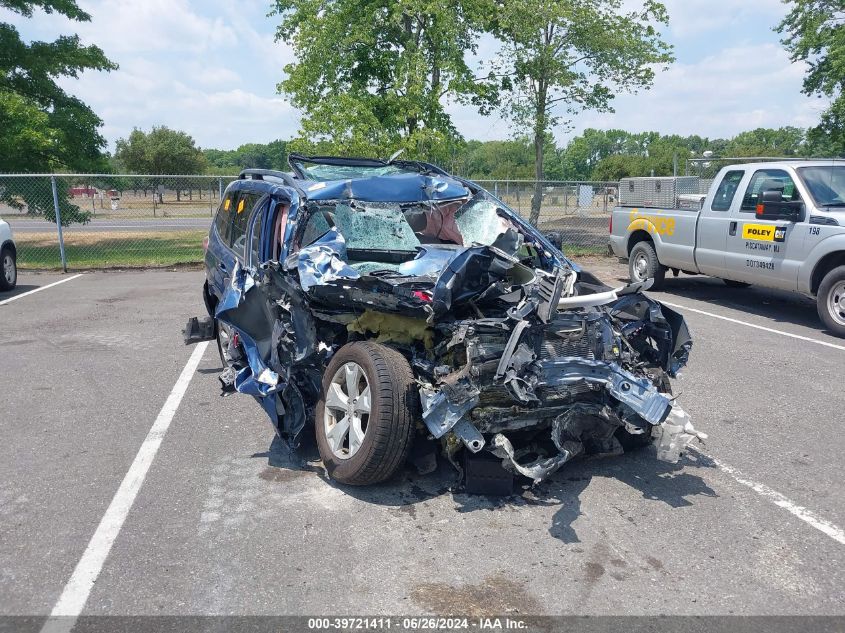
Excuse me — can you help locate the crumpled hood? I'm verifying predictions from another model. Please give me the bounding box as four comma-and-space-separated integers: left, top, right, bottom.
305, 173, 470, 203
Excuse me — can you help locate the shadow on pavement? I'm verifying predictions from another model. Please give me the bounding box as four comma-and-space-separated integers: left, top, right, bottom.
1, 284, 39, 299
582, 257, 833, 335
254, 433, 717, 545
652, 275, 825, 332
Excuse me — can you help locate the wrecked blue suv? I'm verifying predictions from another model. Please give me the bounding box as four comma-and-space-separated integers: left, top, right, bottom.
186, 154, 704, 490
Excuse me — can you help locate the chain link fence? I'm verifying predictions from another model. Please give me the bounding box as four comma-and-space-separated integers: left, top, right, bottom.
0, 174, 233, 270
1, 174, 618, 270
475, 179, 617, 255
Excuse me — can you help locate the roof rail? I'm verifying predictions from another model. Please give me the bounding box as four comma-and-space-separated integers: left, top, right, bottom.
238, 168, 301, 191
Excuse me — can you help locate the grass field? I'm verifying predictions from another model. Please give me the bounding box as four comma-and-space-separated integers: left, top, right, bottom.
16, 230, 207, 269
15, 230, 609, 270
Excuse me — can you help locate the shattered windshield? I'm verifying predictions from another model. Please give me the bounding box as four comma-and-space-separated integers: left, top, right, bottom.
301, 195, 513, 252
797, 166, 845, 207
297, 164, 411, 182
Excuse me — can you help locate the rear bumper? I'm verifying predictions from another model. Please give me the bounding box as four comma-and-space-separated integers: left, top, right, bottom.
609, 234, 627, 258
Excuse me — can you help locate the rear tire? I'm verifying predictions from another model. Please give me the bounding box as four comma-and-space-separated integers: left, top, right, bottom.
628, 241, 666, 290
315, 342, 417, 485
722, 279, 750, 288
0, 246, 16, 291
817, 266, 845, 338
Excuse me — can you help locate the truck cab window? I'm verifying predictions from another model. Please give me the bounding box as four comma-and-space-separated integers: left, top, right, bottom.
740, 169, 800, 212
711, 170, 744, 211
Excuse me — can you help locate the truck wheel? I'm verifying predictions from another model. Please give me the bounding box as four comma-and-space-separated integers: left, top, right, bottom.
817, 266, 845, 337
629, 241, 666, 290
0, 246, 16, 291
315, 342, 417, 485
722, 279, 750, 289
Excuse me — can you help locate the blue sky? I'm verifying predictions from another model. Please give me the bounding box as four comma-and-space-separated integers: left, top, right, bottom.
2, 0, 830, 151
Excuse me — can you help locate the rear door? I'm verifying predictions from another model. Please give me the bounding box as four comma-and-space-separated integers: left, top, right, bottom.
723, 168, 806, 289
694, 169, 746, 276
207, 190, 239, 298
229, 191, 262, 262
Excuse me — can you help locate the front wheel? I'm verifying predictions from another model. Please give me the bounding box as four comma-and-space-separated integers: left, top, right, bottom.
629, 241, 666, 290
0, 246, 16, 291
315, 342, 417, 485
817, 266, 845, 338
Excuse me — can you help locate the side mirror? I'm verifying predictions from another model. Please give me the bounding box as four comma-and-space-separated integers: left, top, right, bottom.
756, 190, 804, 222
543, 231, 563, 250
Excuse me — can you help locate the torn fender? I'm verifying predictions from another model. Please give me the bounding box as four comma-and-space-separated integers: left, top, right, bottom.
536, 358, 673, 425
215, 262, 283, 398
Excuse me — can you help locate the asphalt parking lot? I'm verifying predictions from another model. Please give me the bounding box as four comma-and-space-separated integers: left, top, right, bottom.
1, 265, 844, 621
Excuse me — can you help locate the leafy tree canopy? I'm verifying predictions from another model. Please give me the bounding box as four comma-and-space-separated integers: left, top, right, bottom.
488, 0, 674, 223
778, 0, 845, 154
203, 140, 289, 172
272, 0, 499, 163
0, 0, 116, 223
114, 126, 207, 174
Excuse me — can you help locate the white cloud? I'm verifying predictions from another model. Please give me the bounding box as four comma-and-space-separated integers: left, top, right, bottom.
72, 0, 236, 54
0, 0, 829, 152
2, 0, 300, 149
565, 43, 829, 141
662, 0, 786, 38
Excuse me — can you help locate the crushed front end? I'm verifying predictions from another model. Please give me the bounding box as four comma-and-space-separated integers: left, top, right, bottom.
190, 170, 705, 489
414, 249, 704, 484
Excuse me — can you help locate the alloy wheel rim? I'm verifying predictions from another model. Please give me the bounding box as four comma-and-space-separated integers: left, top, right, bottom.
633, 253, 649, 280
323, 362, 371, 459
3, 255, 14, 284
828, 281, 845, 327
217, 323, 233, 365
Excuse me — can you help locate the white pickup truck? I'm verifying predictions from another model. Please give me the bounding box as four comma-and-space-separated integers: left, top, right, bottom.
608, 161, 845, 337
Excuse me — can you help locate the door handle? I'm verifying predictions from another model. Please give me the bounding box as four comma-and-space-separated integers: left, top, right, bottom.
729, 221, 737, 236
218, 262, 228, 272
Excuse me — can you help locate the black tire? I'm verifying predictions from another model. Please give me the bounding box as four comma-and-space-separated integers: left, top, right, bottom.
0, 246, 16, 291
628, 241, 666, 290
817, 265, 845, 338
315, 342, 417, 485
722, 279, 751, 288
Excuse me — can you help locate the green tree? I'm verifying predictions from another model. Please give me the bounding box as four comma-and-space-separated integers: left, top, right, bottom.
591, 154, 650, 181
0, 0, 116, 224
459, 138, 535, 179
561, 129, 611, 180
778, 0, 845, 155
114, 127, 207, 174
272, 0, 499, 162
489, 0, 673, 224
724, 127, 807, 157
114, 127, 207, 203
203, 140, 289, 172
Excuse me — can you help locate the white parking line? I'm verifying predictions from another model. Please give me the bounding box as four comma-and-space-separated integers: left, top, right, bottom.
0, 274, 84, 306
692, 447, 845, 546
40, 342, 210, 633
661, 300, 845, 352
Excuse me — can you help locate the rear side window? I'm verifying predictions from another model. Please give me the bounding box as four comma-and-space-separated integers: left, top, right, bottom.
230, 193, 260, 254
740, 169, 800, 212
214, 193, 235, 244
249, 202, 264, 265
711, 170, 744, 211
